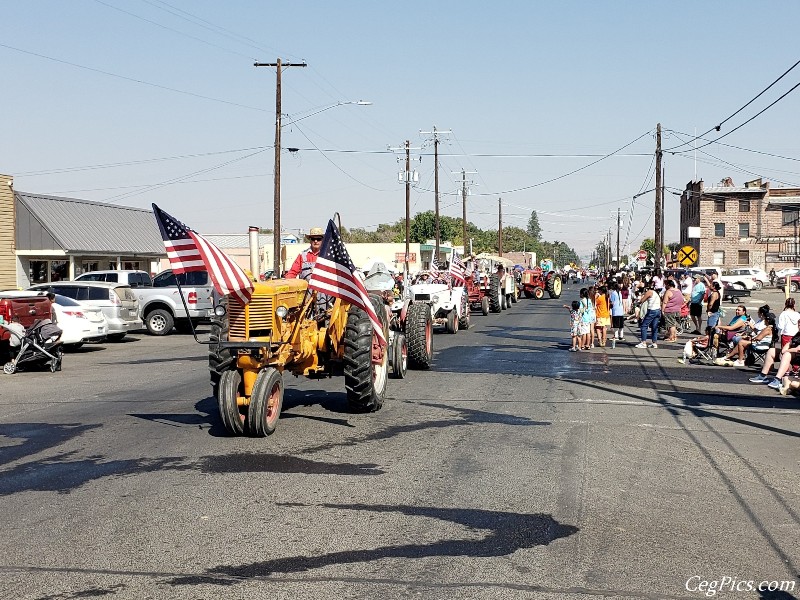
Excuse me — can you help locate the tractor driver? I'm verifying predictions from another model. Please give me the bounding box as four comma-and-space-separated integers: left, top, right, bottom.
286, 227, 324, 281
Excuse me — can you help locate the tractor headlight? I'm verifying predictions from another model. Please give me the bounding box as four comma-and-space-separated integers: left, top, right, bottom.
276, 305, 289, 319
213, 305, 227, 317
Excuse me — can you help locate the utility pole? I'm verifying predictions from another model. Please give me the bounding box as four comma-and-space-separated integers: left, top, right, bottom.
654, 122, 663, 270
254, 58, 307, 277
616, 208, 621, 270
390, 141, 420, 276
498, 197, 503, 255
452, 169, 477, 257
420, 126, 450, 261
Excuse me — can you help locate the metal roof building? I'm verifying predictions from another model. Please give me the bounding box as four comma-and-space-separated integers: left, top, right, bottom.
12, 191, 166, 288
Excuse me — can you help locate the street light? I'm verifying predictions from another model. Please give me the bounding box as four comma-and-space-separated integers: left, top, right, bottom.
271, 99, 371, 276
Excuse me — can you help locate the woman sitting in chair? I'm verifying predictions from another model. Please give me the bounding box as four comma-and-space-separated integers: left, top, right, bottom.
716, 306, 774, 366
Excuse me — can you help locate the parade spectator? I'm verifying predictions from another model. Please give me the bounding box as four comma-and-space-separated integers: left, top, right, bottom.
661, 279, 684, 342
679, 272, 692, 299
776, 297, 800, 349
705, 281, 722, 334
635, 281, 662, 349
564, 300, 581, 352
594, 285, 610, 347
690, 275, 706, 334
578, 288, 595, 350
609, 280, 626, 342
718, 307, 774, 366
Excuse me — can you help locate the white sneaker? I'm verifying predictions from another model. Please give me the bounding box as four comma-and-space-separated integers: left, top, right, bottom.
648, 343, 658, 349
634, 342, 647, 349
732, 359, 745, 367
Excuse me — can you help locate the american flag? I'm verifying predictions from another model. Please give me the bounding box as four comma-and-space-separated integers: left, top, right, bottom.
307, 220, 386, 347
449, 251, 466, 285
152, 204, 253, 305
429, 258, 440, 278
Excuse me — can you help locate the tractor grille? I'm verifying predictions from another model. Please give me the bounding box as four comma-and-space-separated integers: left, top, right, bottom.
414, 294, 431, 301
229, 295, 273, 340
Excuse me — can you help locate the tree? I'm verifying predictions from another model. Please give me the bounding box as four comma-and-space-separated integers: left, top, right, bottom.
527, 210, 541, 241
409, 211, 457, 244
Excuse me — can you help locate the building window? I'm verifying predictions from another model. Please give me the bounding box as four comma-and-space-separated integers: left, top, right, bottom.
738, 250, 750, 265
713, 251, 725, 266
783, 209, 800, 226
714, 223, 726, 237
81, 261, 99, 273
739, 222, 750, 238
29, 260, 48, 284
714, 200, 726, 212
739, 199, 750, 212
50, 261, 69, 282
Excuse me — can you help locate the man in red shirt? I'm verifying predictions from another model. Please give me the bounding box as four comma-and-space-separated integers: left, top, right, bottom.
286, 227, 324, 280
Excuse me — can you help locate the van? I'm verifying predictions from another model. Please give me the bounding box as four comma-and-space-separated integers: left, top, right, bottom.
28, 282, 144, 340
75, 270, 153, 288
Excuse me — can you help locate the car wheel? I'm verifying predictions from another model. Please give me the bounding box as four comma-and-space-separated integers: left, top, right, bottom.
754, 281, 763, 291
792, 283, 798, 293
145, 308, 174, 336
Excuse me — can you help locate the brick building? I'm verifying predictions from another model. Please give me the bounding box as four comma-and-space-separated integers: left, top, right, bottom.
679, 177, 800, 270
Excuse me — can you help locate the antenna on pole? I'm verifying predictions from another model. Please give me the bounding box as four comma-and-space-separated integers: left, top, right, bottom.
420, 126, 451, 263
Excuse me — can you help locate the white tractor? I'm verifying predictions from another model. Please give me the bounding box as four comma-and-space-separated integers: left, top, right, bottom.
407, 274, 470, 334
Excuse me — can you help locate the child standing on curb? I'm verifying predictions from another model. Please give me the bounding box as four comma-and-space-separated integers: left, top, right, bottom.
564, 300, 581, 351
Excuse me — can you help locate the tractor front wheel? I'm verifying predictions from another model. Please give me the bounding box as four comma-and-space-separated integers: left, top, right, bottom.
533, 287, 544, 299
218, 369, 245, 436
406, 302, 433, 369
208, 297, 234, 397
246, 367, 284, 437
391, 333, 408, 379
344, 294, 389, 412
445, 309, 459, 333
458, 293, 470, 330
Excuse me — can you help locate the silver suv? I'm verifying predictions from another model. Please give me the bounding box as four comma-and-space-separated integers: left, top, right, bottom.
75, 270, 153, 288
28, 281, 144, 340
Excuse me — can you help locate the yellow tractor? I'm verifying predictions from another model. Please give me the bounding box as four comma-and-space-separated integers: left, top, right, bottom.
208, 278, 389, 436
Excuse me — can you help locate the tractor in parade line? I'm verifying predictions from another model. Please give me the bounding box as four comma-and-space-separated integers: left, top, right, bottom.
405, 270, 470, 333
519, 258, 563, 299
362, 262, 435, 377
208, 275, 391, 438
465, 254, 518, 314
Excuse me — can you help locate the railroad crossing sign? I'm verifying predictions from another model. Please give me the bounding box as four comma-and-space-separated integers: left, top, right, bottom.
636, 249, 648, 262
677, 245, 698, 267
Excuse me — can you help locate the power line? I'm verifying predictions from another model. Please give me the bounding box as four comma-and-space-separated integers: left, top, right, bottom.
0, 42, 268, 112
666, 129, 800, 163
665, 58, 800, 152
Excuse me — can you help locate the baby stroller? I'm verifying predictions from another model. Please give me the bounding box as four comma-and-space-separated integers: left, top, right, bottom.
1, 319, 63, 374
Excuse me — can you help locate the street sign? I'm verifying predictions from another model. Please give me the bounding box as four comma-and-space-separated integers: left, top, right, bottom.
636, 249, 648, 261
677, 245, 698, 267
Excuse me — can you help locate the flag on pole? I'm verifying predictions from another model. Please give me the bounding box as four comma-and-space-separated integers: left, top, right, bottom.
307, 220, 387, 347
429, 257, 440, 278
449, 251, 466, 285
152, 204, 253, 305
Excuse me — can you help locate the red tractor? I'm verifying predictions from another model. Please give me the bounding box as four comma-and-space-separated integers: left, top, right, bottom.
519, 267, 563, 299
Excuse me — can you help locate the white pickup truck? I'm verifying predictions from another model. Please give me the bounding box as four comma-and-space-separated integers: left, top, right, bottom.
136, 269, 215, 335
695, 266, 759, 291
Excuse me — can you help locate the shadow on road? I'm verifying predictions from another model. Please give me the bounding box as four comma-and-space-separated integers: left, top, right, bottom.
165, 503, 579, 585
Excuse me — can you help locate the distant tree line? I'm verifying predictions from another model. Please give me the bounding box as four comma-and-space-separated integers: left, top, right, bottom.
340, 209, 580, 266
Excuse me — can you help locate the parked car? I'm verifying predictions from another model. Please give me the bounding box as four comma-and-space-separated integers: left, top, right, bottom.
136, 269, 215, 336
75, 270, 153, 288
775, 268, 800, 288
28, 282, 143, 341
50, 294, 108, 348
720, 269, 759, 291
726, 267, 768, 289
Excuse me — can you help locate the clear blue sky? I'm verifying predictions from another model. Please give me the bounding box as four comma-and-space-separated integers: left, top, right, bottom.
4, 1, 800, 259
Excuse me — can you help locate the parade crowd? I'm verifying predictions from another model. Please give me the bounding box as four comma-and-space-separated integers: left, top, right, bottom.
566, 269, 800, 397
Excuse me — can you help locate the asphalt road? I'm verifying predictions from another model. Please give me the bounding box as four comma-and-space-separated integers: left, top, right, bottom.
0, 283, 798, 600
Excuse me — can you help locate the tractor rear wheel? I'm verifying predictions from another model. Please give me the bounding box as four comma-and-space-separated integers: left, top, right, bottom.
406, 302, 433, 369
246, 367, 284, 437
547, 274, 563, 298
218, 369, 245, 436
391, 333, 407, 379
489, 276, 502, 313
481, 296, 490, 315
344, 294, 389, 412
209, 297, 234, 396
458, 292, 470, 330
533, 287, 544, 299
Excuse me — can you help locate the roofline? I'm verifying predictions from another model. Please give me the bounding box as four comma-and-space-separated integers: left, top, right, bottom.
15, 191, 154, 214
